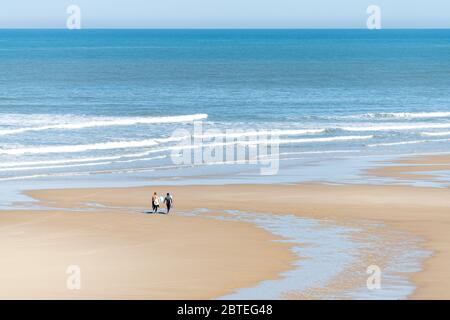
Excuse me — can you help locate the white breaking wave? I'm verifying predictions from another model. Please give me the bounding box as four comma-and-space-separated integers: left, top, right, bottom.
342, 111, 450, 120
242, 135, 373, 145
193, 129, 325, 139
272, 149, 361, 156
368, 138, 450, 147
0, 113, 208, 136
0, 152, 158, 168
113, 155, 167, 164
0, 139, 159, 155
1, 155, 130, 168
341, 123, 450, 132
0, 134, 372, 157
0, 171, 98, 182
0, 155, 167, 172
0, 161, 114, 172
421, 131, 450, 137
160, 135, 373, 151
257, 149, 360, 159
0, 135, 190, 156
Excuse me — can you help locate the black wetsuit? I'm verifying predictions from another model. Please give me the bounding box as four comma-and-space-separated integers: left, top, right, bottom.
164, 196, 173, 214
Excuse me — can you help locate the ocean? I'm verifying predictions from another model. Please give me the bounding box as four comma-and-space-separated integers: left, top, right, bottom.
0, 29, 449, 194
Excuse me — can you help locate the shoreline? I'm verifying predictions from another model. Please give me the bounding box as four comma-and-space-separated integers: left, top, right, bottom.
366, 154, 450, 183
1, 152, 450, 299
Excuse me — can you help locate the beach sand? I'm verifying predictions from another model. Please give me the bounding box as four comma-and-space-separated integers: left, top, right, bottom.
1, 154, 449, 299
25, 183, 450, 299
0, 209, 293, 299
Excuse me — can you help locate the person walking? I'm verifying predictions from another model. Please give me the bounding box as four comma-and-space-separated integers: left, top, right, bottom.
164, 193, 173, 214
152, 192, 160, 213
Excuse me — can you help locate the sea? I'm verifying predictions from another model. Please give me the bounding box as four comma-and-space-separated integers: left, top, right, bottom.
0, 29, 450, 204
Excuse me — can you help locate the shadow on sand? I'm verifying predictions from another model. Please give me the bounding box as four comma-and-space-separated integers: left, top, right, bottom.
144, 211, 168, 215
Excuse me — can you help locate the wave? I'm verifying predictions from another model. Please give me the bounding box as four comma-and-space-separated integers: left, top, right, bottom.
0, 155, 167, 172
0, 114, 208, 136
275, 149, 360, 155
421, 131, 450, 137
341, 111, 450, 120
0, 134, 192, 156
0, 161, 113, 172
243, 135, 373, 145
1, 155, 129, 168
162, 135, 372, 151
368, 138, 450, 147
0, 171, 99, 182
257, 149, 360, 159
0, 139, 159, 155
0, 133, 371, 157
341, 123, 450, 132
0, 152, 157, 168
112, 155, 167, 164
193, 129, 325, 139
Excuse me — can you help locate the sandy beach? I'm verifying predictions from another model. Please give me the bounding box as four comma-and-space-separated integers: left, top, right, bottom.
0, 153, 449, 299
0, 209, 293, 299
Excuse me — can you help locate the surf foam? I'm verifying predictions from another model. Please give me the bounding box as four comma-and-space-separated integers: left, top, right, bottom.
0, 114, 208, 136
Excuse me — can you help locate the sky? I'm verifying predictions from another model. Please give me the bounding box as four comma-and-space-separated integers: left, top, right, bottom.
0, 0, 448, 28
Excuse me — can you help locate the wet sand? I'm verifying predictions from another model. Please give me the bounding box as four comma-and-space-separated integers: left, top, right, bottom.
366, 153, 450, 181
27, 180, 450, 299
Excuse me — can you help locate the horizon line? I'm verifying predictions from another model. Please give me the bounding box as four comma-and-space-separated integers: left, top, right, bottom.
0, 27, 449, 30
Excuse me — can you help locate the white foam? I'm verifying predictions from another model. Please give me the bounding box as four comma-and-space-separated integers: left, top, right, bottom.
0, 134, 372, 157
242, 135, 373, 145
151, 135, 372, 153
0, 161, 114, 172
258, 150, 360, 158
0, 155, 166, 172
0, 139, 159, 155
368, 138, 450, 147
1, 155, 129, 168
0, 152, 153, 168
0, 114, 208, 136
194, 129, 325, 139
341, 123, 450, 132
113, 155, 166, 164
342, 112, 450, 120
0, 136, 188, 157
421, 131, 450, 137
0, 172, 89, 181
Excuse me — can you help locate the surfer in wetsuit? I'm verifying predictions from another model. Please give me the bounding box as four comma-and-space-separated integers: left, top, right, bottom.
164, 193, 173, 214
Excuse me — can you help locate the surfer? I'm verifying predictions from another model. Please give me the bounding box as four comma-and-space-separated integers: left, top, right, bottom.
152, 192, 160, 213
164, 193, 173, 214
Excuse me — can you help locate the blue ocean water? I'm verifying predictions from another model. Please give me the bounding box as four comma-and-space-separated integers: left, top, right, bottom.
0, 29, 449, 187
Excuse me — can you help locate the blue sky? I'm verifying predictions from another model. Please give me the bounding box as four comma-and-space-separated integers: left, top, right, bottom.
0, 0, 448, 28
